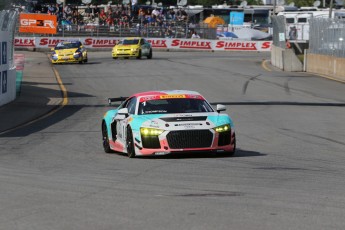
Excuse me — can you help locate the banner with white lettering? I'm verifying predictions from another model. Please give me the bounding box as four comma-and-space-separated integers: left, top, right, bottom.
14, 37, 272, 52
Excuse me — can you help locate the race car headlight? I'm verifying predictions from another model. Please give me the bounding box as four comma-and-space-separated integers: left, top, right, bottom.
73, 51, 82, 58
140, 127, 164, 136
131, 48, 139, 52
214, 124, 230, 133
52, 52, 58, 60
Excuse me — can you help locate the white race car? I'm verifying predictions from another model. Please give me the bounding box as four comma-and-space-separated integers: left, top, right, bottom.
102, 90, 236, 158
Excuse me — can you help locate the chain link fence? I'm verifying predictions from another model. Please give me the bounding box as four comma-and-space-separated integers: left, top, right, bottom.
271, 15, 286, 49
0, 10, 19, 67
15, 19, 217, 39
309, 18, 345, 58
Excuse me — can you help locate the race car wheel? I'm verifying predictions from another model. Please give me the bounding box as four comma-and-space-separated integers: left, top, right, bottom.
102, 122, 113, 153
136, 50, 142, 59
147, 49, 152, 59
79, 60, 83, 64
126, 127, 136, 158
112, 57, 118, 59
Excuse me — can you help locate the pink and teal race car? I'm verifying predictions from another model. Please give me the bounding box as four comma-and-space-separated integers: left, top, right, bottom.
101, 90, 236, 158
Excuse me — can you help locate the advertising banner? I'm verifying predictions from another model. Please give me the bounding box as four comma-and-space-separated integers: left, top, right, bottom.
14, 37, 272, 52
19, 13, 57, 34
229, 12, 244, 25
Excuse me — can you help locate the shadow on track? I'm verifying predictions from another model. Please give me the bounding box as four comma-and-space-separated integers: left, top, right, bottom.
110, 148, 264, 159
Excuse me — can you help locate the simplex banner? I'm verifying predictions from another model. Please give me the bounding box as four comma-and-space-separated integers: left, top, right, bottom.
14, 37, 272, 52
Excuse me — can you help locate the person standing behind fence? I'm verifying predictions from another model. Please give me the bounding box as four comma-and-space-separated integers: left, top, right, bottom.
99, 9, 107, 25
286, 39, 291, 49
47, 4, 56, 15
64, 5, 72, 19
289, 26, 297, 40
94, 5, 100, 19
138, 8, 145, 25
84, 4, 93, 19
191, 31, 200, 39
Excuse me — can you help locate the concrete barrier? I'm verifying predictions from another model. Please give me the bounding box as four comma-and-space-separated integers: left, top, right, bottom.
271, 44, 303, 72
0, 31, 16, 106
307, 53, 345, 82
0, 10, 18, 107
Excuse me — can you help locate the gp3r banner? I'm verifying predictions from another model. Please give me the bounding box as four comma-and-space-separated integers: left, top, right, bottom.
19, 13, 57, 34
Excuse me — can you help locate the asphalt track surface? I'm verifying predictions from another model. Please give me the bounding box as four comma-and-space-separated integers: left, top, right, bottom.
1, 51, 345, 230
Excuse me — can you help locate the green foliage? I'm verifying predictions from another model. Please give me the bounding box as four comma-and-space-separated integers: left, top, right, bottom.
285, 0, 316, 7
0, 0, 10, 10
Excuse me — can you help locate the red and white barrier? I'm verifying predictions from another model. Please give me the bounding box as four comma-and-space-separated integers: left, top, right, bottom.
15, 37, 272, 52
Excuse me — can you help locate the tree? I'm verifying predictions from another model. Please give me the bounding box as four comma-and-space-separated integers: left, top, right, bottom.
0, 0, 12, 10
285, 0, 316, 7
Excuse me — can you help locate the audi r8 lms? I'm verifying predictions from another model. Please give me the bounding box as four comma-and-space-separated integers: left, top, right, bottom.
111, 37, 152, 59
51, 41, 88, 64
102, 90, 236, 158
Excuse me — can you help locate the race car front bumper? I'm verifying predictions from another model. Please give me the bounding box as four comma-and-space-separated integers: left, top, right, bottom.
135, 129, 236, 156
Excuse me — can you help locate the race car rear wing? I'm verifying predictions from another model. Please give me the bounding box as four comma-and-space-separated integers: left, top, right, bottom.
108, 97, 128, 105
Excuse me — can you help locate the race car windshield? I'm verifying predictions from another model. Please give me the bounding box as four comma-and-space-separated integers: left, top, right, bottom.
55, 42, 81, 50
138, 98, 214, 115
120, 39, 140, 45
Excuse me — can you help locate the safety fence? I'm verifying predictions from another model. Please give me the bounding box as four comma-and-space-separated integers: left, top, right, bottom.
271, 16, 286, 49
0, 10, 18, 107
14, 36, 272, 52
16, 19, 217, 40
309, 18, 345, 58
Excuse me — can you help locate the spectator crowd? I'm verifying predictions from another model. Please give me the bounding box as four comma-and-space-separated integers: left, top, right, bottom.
18, 1, 202, 38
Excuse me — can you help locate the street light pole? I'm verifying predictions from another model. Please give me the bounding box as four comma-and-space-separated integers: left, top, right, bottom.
329, 0, 334, 18
273, 0, 276, 15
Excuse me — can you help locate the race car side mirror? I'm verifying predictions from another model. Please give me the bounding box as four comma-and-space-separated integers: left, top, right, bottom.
118, 108, 129, 115
216, 104, 226, 113
115, 108, 129, 120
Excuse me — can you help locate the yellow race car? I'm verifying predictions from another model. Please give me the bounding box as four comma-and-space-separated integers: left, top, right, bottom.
51, 41, 88, 64
112, 37, 152, 59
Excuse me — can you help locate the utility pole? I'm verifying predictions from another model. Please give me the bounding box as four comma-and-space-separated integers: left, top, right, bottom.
329, 0, 334, 18
273, 0, 276, 15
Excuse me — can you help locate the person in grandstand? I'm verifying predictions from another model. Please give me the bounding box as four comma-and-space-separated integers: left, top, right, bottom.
191, 31, 200, 39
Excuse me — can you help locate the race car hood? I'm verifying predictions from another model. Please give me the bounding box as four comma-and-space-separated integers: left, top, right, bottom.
130, 112, 234, 131
114, 44, 139, 49
54, 48, 78, 56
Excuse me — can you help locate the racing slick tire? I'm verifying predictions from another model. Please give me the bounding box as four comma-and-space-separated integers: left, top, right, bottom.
112, 57, 118, 59
147, 49, 152, 59
136, 50, 142, 59
102, 122, 113, 153
126, 127, 136, 158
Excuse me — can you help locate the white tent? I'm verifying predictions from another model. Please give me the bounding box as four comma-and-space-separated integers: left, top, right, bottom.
234, 28, 272, 40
